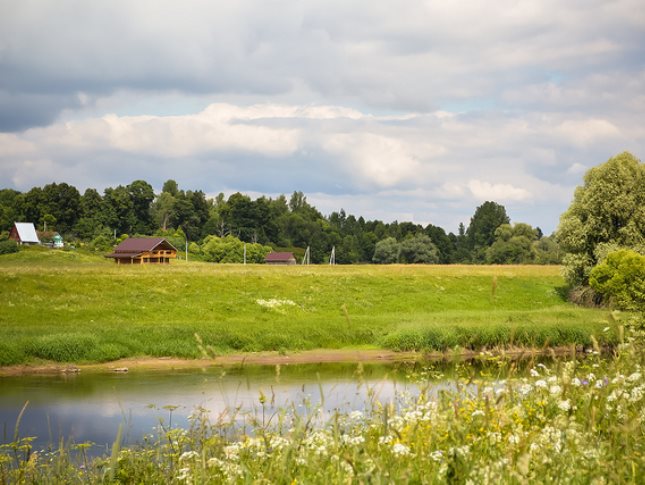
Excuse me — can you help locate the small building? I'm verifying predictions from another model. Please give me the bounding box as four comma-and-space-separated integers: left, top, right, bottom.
9, 222, 40, 245
265, 251, 297, 265
105, 237, 177, 264
52, 233, 64, 249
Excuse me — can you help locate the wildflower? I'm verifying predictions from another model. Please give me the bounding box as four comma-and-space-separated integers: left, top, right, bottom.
530, 368, 540, 377
392, 443, 411, 457
378, 435, 394, 445
549, 385, 562, 395
629, 386, 644, 403
471, 410, 485, 418
508, 434, 520, 445
535, 380, 548, 389
349, 410, 363, 421
571, 377, 582, 387
176, 467, 191, 482
558, 400, 571, 412
595, 380, 604, 389
627, 372, 642, 383
223, 443, 241, 460
179, 451, 199, 462
429, 450, 444, 462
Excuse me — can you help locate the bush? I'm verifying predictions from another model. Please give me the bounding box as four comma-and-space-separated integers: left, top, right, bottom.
0, 239, 19, 255
589, 249, 645, 311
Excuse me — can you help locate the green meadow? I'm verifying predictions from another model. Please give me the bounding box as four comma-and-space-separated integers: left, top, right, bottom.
0, 248, 616, 366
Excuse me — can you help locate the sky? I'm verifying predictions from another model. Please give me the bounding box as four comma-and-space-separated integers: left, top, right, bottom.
1, 1, 644, 234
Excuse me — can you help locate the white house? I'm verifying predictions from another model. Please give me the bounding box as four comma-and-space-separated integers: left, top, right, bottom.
9, 222, 40, 245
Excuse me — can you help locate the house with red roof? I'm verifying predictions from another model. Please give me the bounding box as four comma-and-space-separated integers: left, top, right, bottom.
265, 251, 297, 265
105, 237, 177, 264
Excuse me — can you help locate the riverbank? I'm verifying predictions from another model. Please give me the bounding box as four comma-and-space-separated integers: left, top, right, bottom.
0, 344, 592, 376
0, 250, 617, 366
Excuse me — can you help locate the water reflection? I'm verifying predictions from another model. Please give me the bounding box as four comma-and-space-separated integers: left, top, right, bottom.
0, 358, 549, 451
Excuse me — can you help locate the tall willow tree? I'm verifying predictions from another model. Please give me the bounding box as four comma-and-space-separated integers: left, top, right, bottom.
556, 152, 645, 285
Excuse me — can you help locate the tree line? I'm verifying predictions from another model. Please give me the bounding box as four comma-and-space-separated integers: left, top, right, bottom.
0, 179, 561, 264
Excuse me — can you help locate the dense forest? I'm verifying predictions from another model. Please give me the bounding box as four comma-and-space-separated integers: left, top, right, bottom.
0, 179, 561, 264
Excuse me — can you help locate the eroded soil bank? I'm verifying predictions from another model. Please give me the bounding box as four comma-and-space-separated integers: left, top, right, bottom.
0, 346, 585, 376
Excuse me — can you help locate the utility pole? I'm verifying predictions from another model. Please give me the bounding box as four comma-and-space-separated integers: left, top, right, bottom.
330, 246, 336, 265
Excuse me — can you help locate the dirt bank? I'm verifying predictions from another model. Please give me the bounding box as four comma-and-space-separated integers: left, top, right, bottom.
0, 346, 583, 376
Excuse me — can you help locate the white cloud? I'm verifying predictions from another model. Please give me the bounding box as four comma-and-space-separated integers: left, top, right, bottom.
467, 180, 532, 202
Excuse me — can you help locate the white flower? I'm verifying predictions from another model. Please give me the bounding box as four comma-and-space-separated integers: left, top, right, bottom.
471, 410, 485, 418
549, 385, 562, 395
629, 386, 644, 403
378, 435, 394, 445
508, 434, 520, 445
392, 443, 411, 457
429, 450, 444, 462
535, 380, 548, 389
558, 400, 571, 412
547, 376, 558, 384
349, 410, 363, 421
530, 368, 540, 377
571, 378, 582, 387
176, 467, 191, 482
518, 384, 533, 396
627, 372, 642, 383
256, 298, 296, 309
179, 451, 199, 462
595, 380, 604, 389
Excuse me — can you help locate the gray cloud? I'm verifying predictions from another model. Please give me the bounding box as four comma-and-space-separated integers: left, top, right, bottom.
0, 0, 644, 232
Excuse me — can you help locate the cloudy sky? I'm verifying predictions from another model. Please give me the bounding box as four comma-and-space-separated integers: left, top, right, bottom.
1, 1, 644, 233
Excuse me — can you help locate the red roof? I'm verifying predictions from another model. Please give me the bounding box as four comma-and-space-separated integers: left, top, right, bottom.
265, 252, 296, 262
113, 237, 176, 253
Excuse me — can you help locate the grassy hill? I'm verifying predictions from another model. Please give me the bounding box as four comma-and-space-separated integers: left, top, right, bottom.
0, 248, 616, 365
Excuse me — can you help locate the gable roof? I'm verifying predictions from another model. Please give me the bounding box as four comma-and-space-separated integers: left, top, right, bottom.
114, 237, 177, 253
265, 251, 296, 262
13, 222, 40, 243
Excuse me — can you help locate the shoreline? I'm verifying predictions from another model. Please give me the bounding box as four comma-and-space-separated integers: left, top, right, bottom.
0, 346, 586, 376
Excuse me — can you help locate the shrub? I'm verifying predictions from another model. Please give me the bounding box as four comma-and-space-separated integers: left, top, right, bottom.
589, 249, 645, 311
0, 239, 19, 255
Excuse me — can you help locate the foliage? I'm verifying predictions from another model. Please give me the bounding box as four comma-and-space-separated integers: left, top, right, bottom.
486, 223, 540, 264
557, 152, 645, 285
0, 178, 545, 264
372, 237, 399, 263
0, 239, 19, 255
201, 235, 272, 263
399, 234, 440, 264
589, 249, 645, 311
1, 317, 643, 483
466, 201, 510, 261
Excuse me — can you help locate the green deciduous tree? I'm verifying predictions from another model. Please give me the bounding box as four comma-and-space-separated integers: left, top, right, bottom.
589, 249, 645, 311
372, 237, 400, 264
486, 223, 538, 264
556, 152, 645, 285
466, 201, 510, 262
399, 234, 440, 264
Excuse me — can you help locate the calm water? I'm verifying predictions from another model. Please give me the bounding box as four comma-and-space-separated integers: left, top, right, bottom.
0, 358, 550, 452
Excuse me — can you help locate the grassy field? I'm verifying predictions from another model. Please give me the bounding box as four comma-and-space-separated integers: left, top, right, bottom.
0, 248, 616, 365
